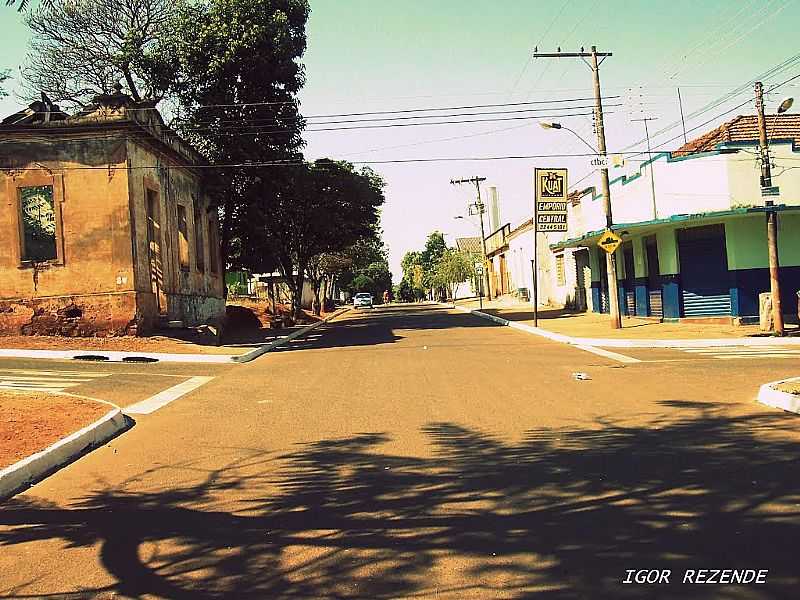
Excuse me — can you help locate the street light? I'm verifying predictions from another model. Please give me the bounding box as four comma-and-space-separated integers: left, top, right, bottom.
539, 121, 598, 154
778, 97, 794, 114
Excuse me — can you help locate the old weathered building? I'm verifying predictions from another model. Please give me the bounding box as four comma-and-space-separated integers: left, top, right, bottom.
0, 87, 224, 336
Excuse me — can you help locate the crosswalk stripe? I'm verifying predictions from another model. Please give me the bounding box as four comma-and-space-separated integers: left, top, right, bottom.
0, 368, 110, 393
670, 345, 800, 360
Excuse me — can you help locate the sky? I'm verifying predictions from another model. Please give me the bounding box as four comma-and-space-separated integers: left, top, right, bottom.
3, 0, 800, 281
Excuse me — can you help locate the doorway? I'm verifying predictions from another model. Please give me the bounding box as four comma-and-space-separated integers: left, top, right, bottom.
146, 188, 168, 315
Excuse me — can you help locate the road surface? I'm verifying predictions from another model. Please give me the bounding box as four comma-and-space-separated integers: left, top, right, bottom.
1, 304, 799, 599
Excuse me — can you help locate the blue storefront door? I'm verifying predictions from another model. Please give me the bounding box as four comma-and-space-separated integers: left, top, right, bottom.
678, 225, 731, 316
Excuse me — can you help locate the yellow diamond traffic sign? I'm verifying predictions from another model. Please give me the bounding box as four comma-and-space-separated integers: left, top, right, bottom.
597, 229, 622, 254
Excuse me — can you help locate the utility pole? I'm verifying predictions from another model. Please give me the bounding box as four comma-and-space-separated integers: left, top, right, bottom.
451, 176, 491, 304
632, 116, 658, 219
755, 81, 784, 336
533, 45, 621, 328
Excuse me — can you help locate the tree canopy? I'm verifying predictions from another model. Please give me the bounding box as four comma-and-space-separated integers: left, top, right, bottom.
22, 0, 177, 107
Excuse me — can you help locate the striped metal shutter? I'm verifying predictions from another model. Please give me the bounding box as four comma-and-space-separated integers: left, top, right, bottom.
649, 289, 663, 318
681, 291, 731, 317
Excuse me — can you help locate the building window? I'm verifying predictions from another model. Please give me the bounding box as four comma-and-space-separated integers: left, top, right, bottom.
208, 218, 219, 274
194, 204, 205, 273
555, 254, 566, 286
177, 205, 190, 271
19, 185, 57, 262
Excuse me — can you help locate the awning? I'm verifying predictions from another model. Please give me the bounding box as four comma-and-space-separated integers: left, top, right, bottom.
549, 205, 800, 250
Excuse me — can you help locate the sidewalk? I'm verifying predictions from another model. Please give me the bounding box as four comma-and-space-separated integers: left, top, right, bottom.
453, 296, 800, 347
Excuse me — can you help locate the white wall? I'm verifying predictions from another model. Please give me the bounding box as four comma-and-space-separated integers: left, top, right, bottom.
566, 143, 800, 239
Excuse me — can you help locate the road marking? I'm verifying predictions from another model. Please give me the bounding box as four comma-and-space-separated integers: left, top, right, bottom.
573, 344, 641, 364
0, 369, 112, 393
670, 346, 800, 360
125, 376, 215, 415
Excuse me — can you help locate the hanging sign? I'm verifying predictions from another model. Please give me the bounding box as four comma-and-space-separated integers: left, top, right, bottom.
535, 168, 568, 232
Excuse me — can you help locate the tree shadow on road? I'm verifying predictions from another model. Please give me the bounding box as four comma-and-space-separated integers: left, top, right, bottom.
2, 402, 799, 599
276, 305, 504, 353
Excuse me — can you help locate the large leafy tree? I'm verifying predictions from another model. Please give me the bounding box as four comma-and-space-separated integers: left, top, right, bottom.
433, 249, 477, 302
21, 0, 177, 107
166, 0, 309, 268
241, 160, 385, 319
420, 231, 448, 299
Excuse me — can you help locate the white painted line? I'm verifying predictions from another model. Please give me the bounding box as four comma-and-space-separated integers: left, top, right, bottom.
714, 354, 800, 359
574, 344, 642, 364
451, 303, 640, 364
125, 376, 215, 415
0, 369, 111, 377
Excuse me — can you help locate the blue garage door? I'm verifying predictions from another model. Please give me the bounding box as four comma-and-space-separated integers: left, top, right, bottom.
678, 225, 731, 317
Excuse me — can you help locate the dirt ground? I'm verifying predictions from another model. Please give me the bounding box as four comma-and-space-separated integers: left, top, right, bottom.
0, 391, 110, 469
776, 379, 800, 395
0, 305, 347, 355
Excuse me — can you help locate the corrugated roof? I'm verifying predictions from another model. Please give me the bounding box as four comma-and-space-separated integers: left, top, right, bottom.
455, 237, 482, 254
673, 114, 800, 156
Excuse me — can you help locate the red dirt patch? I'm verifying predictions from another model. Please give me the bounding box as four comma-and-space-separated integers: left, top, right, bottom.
0, 391, 110, 469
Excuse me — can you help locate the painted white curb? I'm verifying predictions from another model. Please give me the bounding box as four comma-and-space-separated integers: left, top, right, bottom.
234, 307, 351, 363
450, 305, 639, 363
0, 308, 351, 365
0, 348, 239, 364
757, 377, 800, 414
449, 304, 800, 349
0, 407, 130, 501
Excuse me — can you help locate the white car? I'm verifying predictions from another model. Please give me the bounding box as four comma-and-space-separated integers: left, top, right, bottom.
353, 292, 374, 309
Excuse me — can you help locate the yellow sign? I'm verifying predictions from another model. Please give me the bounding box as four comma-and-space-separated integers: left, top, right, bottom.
535, 168, 568, 232
597, 229, 622, 254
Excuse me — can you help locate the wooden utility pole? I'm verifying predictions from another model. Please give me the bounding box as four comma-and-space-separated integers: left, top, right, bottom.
755, 81, 784, 336
451, 177, 491, 303
533, 45, 621, 328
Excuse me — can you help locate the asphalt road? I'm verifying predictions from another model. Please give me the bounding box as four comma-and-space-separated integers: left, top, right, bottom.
1, 304, 799, 599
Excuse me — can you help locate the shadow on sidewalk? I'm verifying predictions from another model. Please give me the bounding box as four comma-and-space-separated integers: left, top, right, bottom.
2, 402, 799, 598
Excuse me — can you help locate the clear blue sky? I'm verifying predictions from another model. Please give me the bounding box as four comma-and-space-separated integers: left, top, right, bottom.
3, 1, 800, 281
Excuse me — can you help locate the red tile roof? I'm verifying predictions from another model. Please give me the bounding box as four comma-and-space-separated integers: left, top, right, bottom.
673, 114, 800, 156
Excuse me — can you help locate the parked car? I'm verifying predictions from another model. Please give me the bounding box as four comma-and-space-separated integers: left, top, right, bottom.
353, 292, 374, 309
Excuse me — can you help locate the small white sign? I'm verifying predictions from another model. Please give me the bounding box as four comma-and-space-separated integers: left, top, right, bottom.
589, 156, 609, 169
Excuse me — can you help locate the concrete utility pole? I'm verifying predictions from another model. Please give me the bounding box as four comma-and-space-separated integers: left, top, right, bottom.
451, 177, 491, 302
533, 45, 621, 328
755, 81, 784, 336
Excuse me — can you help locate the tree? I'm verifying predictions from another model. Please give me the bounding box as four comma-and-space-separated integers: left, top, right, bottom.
420, 231, 448, 299
0, 70, 8, 98
433, 249, 477, 302
166, 0, 309, 271
242, 160, 385, 320
400, 251, 425, 301
22, 0, 178, 107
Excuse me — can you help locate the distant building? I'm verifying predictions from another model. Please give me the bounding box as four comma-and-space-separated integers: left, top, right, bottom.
0, 87, 225, 336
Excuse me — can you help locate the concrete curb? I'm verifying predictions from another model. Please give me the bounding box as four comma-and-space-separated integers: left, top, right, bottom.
449, 304, 800, 349
0, 308, 352, 365
757, 377, 800, 414
0, 407, 131, 502
0, 348, 238, 364
233, 307, 351, 363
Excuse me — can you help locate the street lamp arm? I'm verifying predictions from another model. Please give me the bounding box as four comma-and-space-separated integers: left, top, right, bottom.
560, 126, 599, 154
